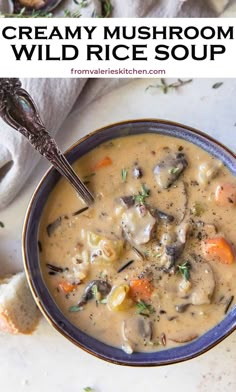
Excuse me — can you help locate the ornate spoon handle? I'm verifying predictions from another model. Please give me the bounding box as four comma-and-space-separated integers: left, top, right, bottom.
0, 78, 94, 206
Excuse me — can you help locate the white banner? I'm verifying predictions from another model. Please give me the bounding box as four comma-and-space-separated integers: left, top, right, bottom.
0, 18, 235, 78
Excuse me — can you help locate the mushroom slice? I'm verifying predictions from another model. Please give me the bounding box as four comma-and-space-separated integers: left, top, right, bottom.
178, 262, 215, 305
122, 316, 153, 349
149, 208, 175, 223
121, 205, 156, 245
153, 152, 188, 189
78, 280, 111, 307
169, 333, 198, 344
120, 196, 135, 209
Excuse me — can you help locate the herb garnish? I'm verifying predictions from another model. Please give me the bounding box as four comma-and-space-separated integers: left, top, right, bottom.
134, 184, 150, 204
83, 388, 94, 392
168, 167, 180, 175
121, 168, 128, 183
0, 7, 53, 17
69, 305, 83, 312
212, 82, 223, 89
145, 78, 192, 94
177, 261, 191, 281
136, 300, 155, 317
0, 221, 4, 228
100, 0, 112, 17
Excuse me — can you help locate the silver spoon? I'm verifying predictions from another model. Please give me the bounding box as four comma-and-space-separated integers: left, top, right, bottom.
0, 78, 94, 206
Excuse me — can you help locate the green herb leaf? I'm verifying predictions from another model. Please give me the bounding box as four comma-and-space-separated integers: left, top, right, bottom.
100, 0, 112, 17
69, 305, 83, 312
212, 82, 223, 89
146, 78, 192, 94
177, 261, 191, 281
0, 221, 4, 228
0, 8, 53, 17
136, 300, 155, 317
121, 168, 128, 183
83, 387, 94, 392
134, 184, 150, 204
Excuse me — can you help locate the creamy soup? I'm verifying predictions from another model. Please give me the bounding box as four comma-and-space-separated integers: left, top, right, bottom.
39, 134, 236, 353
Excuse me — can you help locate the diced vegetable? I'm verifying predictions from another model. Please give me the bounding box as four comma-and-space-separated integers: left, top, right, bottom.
93, 156, 112, 170
87, 231, 124, 264
58, 281, 77, 293
153, 152, 188, 189
129, 279, 154, 302
87, 232, 103, 248
202, 237, 235, 264
107, 284, 132, 311
215, 183, 236, 206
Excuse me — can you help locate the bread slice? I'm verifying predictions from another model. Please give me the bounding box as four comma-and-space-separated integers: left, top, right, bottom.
0, 272, 40, 334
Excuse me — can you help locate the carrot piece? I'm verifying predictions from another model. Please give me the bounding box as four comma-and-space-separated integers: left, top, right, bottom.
129, 279, 154, 302
202, 237, 235, 264
93, 156, 112, 170
58, 281, 77, 293
215, 183, 236, 206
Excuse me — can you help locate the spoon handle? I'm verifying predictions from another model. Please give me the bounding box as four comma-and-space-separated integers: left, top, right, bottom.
0, 78, 94, 206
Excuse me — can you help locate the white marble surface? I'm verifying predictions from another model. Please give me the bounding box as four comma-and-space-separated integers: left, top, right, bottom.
1, 78, 236, 392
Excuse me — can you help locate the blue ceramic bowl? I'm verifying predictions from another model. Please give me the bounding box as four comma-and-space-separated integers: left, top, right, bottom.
23, 119, 236, 366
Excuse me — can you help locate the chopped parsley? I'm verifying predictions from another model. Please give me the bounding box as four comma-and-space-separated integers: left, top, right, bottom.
121, 168, 128, 183
0, 221, 4, 228
136, 300, 155, 317
134, 184, 150, 204
177, 261, 191, 281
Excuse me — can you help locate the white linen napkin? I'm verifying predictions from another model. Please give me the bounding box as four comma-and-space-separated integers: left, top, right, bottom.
0, 0, 234, 210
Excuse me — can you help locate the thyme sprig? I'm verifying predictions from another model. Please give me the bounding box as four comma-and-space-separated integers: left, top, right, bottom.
134, 184, 150, 204
100, 0, 112, 17
121, 168, 128, 183
177, 261, 191, 281
0, 7, 53, 17
136, 300, 155, 317
146, 78, 193, 94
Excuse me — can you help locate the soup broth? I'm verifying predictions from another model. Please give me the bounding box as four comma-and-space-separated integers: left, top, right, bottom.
39, 134, 236, 353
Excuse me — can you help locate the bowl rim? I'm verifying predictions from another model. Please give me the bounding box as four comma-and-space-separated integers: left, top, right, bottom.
22, 118, 236, 366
